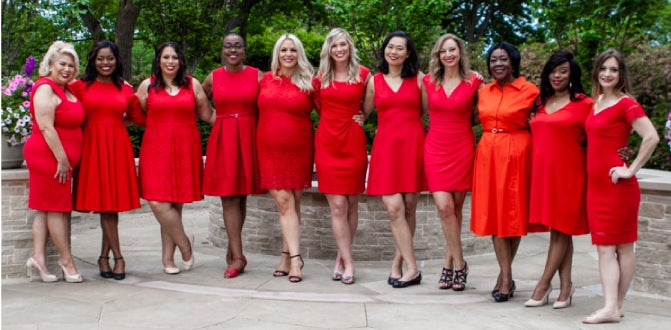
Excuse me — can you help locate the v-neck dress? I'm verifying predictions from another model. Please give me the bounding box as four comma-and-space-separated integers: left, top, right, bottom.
585, 97, 646, 245
529, 96, 592, 235
366, 73, 426, 195
423, 73, 482, 192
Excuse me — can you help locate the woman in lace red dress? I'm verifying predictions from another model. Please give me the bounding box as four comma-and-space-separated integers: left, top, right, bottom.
135, 42, 215, 275
582, 49, 658, 324
257, 34, 320, 283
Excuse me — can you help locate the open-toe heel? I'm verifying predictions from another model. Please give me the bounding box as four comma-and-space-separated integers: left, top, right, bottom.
273, 251, 290, 277
438, 267, 453, 290
452, 262, 469, 291
288, 254, 304, 283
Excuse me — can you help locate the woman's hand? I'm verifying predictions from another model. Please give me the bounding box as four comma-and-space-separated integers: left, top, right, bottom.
54, 158, 72, 184
352, 112, 364, 126
609, 164, 633, 184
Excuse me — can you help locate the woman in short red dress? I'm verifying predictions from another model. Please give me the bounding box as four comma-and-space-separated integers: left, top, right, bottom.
24, 41, 85, 283
315, 28, 370, 285
71, 41, 145, 281
422, 33, 482, 291
136, 42, 215, 275
257, 34, 320, 283
202, 33, 264, 279
582, 49, 658, 324
364, 31, 426, 288
525, 51, 591, 308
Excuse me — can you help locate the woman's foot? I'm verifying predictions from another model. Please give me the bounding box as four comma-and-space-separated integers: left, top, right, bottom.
182, 234, 195, 271
288, 255, 304, 283
452, 262, 469, 291
582, 309, 620, 324
98, 256, 113, 278
224, 256, 247, 279
438, 267, 453, 289
112, 257, 126, 280
273, 251, 290, 277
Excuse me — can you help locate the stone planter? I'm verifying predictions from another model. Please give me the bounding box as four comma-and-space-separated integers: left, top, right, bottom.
1, 141, 25, 169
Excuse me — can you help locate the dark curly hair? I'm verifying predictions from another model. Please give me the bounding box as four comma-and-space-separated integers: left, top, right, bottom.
82, 40, 124, 90
148, 42, 190, 92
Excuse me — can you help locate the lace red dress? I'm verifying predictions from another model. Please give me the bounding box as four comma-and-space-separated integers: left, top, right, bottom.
24, 78, 85, 212
256, 73, 320, 190
70, 79, 145, 212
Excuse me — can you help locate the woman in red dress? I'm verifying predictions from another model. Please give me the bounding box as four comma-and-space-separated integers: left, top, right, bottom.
421, 33, 482, 291
364, 31, 426, 288
24, 41, 85, 283
525, 51, 591, 308
471, 42, 539, 302
582, 49, 658, 324
135, 42, 215, 275
257, 34, 320, 283
71, 41, 145, 281
202, 34, 264, 279
315, 28, 370, 285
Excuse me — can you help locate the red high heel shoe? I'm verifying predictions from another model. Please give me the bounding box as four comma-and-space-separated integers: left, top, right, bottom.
224, 256, 247, 279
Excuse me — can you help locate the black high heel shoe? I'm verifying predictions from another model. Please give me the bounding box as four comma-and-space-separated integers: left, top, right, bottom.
112, 257, 126, 280
494, 280, 516, 302
98, 256, 113, 278
392, 272, 422, 288
288, 254, 304, 283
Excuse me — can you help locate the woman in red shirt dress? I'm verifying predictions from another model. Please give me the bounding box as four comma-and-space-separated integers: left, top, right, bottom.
202, 34, 264, 279
582, 49, 658, 324
315, 28, 370, 285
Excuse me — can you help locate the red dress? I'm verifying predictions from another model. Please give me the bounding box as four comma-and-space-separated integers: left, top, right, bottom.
315, 66, 369, 194
529, 96, 592, 235
139, 77, 203, 203
585, 97, 646, 245
203, 66, 264, 196
256, 73, 320, 190
423, 73, 482, 192
24, 78, 85, 212
366, 73, 426, 195
471, 77, 539, 237
70, 80, 145, 212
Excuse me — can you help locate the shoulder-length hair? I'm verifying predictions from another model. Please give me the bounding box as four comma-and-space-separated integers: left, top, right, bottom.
319, 28, 361, 89
38, 41, 80, 77
486, 42, 521, 78
376, 31, 419, 78
538, 50, 585, 105
82, 40, 124, 90
429, 33, 471, 88
270, 34, 315, 92
148, 42, 190, 92
591, 48, 632, 98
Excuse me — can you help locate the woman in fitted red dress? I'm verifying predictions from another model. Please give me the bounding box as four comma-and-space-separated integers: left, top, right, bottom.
71, 41, 145, 280
256, 34, 320, 283
363, 31, 425, 288
582, 49, 658, 324
315, 28, 370, 284
136, 42, 215, 275
24, 41, 85, 282
422, 33, 482, 291
202, 34, 263, 279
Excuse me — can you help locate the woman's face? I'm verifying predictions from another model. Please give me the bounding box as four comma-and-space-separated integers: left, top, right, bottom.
384, 36, 408, 68
279, 39, 298, 70
330, 36, 350, 64
598, 57, 620, 90
489, 48, 513, 83
159, 46, 179, 76
222, 35, 245, 67
439, 38, 460, 69
549, 61, 570, 93
49, 54, 77, 86
95, 47, 116, 79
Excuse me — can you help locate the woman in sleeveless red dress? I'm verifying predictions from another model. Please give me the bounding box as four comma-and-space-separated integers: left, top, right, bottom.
582, 49, 659, 324
422, 34, 482, 292
24, 41, 85, 282
471, 42, 539, 302
135, 42, 215, 275
202, 34, 264, 279
256, 34, 320, 283
71, 41, 145, 281
526, 51, 591, 308
363, 31, 425, 288
315, 28, 370, 285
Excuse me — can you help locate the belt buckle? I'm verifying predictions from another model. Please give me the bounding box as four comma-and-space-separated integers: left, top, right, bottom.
491, 128, 501, 134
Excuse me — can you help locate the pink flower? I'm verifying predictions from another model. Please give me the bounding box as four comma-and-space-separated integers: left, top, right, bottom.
22, 101, 30, 108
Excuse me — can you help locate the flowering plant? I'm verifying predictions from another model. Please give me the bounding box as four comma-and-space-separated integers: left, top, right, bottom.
1, 56, 36, 146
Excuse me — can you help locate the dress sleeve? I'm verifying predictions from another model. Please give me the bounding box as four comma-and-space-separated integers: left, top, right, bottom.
623, 98, 646, 124
124, 86, 146, 126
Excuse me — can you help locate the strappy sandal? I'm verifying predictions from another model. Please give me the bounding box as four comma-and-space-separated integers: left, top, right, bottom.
452, 262, 469, 291
273, 251, 290, 277
438, 267, 453, 290
288, 254, 304, 283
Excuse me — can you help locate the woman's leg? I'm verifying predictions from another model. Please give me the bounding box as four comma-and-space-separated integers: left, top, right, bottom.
555, 235, 574, 302
327, 194, 356, 279
222, 196, 246, 271
434, 191, 467, 271
616, 243, 635, 313
270, 189, 303, 280
383, 193, 419, 282
100, 212, 124, 274
47, 212, 79, 275
530, 229, 571, 300
30, 211, 53, 274
149, 201, 191, 269
584, 245, 621, 322
492, 236, 519, 295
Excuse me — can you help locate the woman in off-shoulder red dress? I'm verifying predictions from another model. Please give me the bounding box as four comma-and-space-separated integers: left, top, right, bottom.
71, 41, 145, 281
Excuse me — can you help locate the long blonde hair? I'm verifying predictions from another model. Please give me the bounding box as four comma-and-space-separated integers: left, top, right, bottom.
38, 41, 80, 77
428, 34, 470, 88
318, 28, 361, 89
270, 34, 314, 92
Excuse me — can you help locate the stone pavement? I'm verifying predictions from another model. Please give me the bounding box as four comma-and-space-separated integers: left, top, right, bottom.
2, 204, 671, 329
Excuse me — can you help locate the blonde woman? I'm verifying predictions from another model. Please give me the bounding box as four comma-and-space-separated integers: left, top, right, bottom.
257, 34, 320, 283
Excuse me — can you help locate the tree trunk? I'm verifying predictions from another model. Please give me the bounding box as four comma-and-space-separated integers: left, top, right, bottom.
115, 0, 140, 81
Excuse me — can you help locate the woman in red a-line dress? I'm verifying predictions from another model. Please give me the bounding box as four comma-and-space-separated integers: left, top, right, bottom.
422, 33, 482, 291
256, 34, 320, 283
315, 28, 371, 284
71, 41, 145, 281
136, 42, 215, 275
202, 33, 264, 279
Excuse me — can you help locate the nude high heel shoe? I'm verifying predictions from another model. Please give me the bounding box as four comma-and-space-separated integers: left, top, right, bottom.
524, 288, 551, 307
58, 261, 83, 283
553, 283, 575, 309
183, 234, 195, 271
26, 258, 58, 282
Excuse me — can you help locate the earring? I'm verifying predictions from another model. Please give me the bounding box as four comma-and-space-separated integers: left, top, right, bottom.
569, 82, 573, 89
